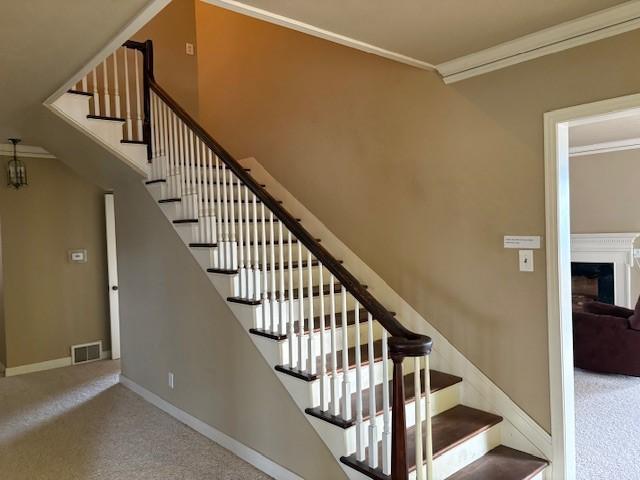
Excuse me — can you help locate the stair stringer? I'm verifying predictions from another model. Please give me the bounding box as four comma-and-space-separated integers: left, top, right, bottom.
239, 157, 553, 476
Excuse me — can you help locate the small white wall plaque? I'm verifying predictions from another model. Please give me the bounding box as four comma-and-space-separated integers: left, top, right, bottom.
504, 236, 542, 249
69, 249, 88, 263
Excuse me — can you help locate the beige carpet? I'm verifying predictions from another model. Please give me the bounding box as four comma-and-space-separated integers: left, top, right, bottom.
575, 368, 640, 479
0, 360, 273, 480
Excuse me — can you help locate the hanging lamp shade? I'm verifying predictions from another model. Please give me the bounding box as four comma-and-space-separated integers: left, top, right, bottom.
7, 138, 27, 189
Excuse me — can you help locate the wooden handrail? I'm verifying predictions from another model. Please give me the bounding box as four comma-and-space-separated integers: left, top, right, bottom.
149, 79, 430, 345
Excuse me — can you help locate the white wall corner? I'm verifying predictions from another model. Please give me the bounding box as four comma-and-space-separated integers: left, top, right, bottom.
119, 374, 304, 480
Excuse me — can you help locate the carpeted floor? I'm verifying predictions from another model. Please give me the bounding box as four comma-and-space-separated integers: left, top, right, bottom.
0, 360, 273, 480
575, 368, 640, 479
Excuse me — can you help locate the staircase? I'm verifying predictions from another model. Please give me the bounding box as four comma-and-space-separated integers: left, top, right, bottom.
49, 39, 549, 480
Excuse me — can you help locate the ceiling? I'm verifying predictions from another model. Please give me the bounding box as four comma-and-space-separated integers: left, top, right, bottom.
570, 112, 640, 147
228, 0, 628, 65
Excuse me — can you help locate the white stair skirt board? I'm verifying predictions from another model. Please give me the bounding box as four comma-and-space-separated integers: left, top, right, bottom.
5, 350, 112, 377
119, 375, 303, 480
240, 157, 553, 464
46, 93, 149, 176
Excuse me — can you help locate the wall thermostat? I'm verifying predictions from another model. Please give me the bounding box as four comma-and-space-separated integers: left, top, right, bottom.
69, 249, 88, 263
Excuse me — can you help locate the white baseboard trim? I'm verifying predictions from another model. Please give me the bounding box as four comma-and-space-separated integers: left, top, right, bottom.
5, 350, 112, 377
241, 156, 553, 462
119, 375, 303, 480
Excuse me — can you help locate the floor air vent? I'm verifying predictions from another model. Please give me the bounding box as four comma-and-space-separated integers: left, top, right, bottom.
71, 341, 102, 365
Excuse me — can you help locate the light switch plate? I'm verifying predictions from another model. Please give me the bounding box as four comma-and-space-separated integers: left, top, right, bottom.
185, 43, 194, 55
519, 250, 534, 272
168, 372, 175, 389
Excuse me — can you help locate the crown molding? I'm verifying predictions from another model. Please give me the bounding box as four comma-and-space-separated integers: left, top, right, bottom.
437, 0, 640, 84
0, 143, 55, 159
201, 0, 436, 71
569, 137, 640, 157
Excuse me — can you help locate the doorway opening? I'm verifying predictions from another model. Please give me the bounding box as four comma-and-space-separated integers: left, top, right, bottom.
545, 93, 640, 479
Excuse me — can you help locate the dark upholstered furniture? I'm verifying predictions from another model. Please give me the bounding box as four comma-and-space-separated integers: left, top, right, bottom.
573, 298, 640, 376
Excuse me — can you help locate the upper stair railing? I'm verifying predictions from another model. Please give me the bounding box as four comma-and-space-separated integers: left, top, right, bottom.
71, 39, 434, 479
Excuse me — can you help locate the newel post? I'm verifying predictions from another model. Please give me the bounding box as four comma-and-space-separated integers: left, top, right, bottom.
142, 39, 154, 161
389, 335, 433, 480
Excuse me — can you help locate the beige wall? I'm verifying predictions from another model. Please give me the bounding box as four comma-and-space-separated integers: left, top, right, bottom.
115, 179, 346, 479
132, 0, 199, 117
570, 149, 640, 301
0, 157, 109, 368
191, 3, 640, 431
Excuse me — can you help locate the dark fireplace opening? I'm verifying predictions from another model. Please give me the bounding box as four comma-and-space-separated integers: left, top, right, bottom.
571, 262, 614, 310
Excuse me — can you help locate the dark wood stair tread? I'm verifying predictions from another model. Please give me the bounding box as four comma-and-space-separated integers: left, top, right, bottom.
146, 179, 166, 185
87, 114, 126, 122
307, 369, 462, 428
445, 445, 547, 480
121, 139, 147, 145
342, 405, 503, 477
228, 282, 350, 305
67, 89, 93, 96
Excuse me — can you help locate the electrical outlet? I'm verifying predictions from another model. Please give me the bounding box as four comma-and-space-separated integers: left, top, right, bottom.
168, 372, 175, 389
185, 43, 194, 56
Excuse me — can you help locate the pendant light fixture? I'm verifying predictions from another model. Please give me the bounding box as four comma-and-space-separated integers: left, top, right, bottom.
6, 138, 27, 189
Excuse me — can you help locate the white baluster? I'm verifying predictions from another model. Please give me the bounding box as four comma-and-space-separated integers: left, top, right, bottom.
297, 245, 305, 371
102, 59, 111, 117
173, 113, 182, 197
181, 123, 190, 217
288, 231, 295, 367
278, 221, 286, 337
368, 312, 379, 468
200, 142, 210, 242
190, 130, 198, 219
424, 355, 434, 480
208, 150, 216, 243
382, 329, 391, 475
269, 212, 277, 331
307, 250, 315, 376
134, 49, 143, 141
319, 265, 328, 411
415, 358, 425, 480
355, 305, 364, 461
215, 156, 223, 267
168, 109, 177, 197
221, 164, 230, 268
330, 274, 340, 416
194, 135, 203, 225
341, 286, 351, 420
261, 203, 270, 330
91, 67, 100, 116
150, 94, 157, 162
81, 74, 87, 92
123, 48, 133, 140
252, 194, 260, 303
113, 51, 121, 119
244, 186, 252, 298
228, 169, 237, 270
237, 181, 245, 297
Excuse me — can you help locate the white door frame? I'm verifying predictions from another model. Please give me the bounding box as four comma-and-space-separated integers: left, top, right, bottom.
544, 92, 640, 479
105, 192, 121, 360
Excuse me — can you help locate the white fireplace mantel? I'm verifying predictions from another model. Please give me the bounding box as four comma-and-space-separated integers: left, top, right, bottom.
571, 233, 640, 307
